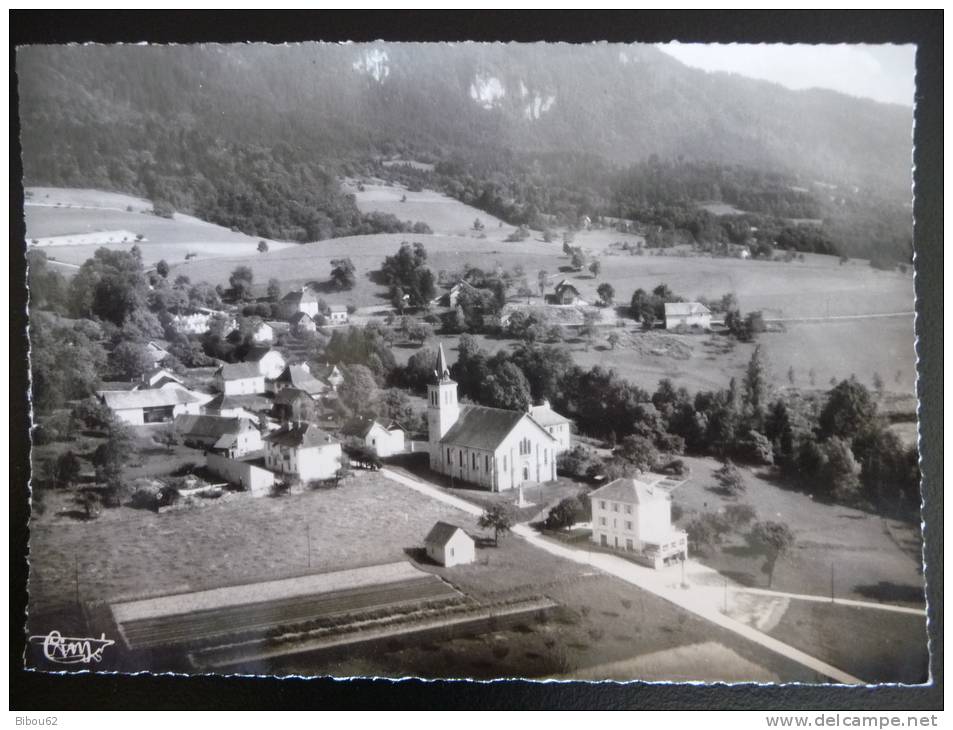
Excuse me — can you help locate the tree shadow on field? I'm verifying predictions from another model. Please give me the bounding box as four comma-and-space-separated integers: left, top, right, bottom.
855, 581, 926, 605
722, 569, 759, 587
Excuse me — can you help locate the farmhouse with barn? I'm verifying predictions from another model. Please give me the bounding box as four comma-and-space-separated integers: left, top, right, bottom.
427, 344, 562, 491
98, 387, 204, 426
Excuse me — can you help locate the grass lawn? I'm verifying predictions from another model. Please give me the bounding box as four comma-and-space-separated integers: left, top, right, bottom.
27, 471, 488, 616
766, 600, 928, 684
671, 456, 926, 606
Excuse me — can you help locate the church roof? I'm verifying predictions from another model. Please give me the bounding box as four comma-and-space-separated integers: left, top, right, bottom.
439, 405, 555, 451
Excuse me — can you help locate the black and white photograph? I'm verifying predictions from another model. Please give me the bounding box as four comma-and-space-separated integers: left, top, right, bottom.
14, 23, 935, 695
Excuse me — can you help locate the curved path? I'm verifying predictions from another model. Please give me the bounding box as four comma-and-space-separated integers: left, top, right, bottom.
380, 467, 863, 684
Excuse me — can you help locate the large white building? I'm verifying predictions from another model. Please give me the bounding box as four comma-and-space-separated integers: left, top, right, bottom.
427, 344, 562, 491
590, 476, 688, 569
263, 422, 343, 483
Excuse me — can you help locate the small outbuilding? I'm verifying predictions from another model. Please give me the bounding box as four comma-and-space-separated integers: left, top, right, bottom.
424, 521, 476, 567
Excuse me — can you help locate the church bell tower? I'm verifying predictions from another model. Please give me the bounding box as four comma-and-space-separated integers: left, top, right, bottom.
428, 342, 459, 445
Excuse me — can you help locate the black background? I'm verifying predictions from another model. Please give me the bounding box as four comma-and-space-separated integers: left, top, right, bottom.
9, 9, 943, 711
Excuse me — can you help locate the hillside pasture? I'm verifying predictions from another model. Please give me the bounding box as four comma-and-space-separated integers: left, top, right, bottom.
344, 179, 510, 237
24, 187, 295, 268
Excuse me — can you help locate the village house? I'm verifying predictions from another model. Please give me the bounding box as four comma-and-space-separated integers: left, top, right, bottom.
528, 400, 572, 454
272, 387, 317, 424
263, 422, 343, 482
173, 414, 263, 457
145, 340, 171, 365
553, 280, 584, 305
243, 346, 287, 380
279, 285, 321, 320
249, 321, 274, 344
344, 418, 406, 458
289, 311, 317, 336
265, 320, 291, 338
314, 363, 345, 391
138, 368, 185, 390
663, 302, 712, 330
430, 280, 478, 308
202, 393, 263, 424
98, 387, 203, 426
589, 476, 689, 569
214, 362, 266, 395
424, 522, 476, 567
427, 344, 561, 491
328, 304, 349, 325
169, 311, 212, 335
271, 364, 327, 398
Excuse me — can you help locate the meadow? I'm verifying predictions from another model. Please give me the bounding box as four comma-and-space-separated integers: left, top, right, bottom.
24, 187, 295, 267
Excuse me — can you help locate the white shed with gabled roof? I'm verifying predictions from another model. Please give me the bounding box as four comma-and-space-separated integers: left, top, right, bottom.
424, 522, 475, 567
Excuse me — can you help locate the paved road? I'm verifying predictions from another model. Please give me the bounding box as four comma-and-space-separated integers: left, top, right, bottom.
379, 467, 863, 683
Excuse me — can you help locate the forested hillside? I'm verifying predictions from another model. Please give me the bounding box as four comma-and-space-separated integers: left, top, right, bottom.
17, 43, 913, 259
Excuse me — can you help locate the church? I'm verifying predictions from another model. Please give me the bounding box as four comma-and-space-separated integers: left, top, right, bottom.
427, 344, 569, 491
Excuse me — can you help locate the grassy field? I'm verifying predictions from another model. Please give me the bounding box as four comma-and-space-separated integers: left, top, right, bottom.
28, 471, 486, 615
391, 319, 917, 397
670, 456, 926, 606
766, 600, 928, 684
344, 179, 509, 237
24, 187, 295, 268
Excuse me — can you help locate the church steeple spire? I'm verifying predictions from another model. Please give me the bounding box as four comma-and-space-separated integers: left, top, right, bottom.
434, 342, 452, 383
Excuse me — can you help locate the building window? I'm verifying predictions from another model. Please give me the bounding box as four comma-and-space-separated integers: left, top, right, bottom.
600, 500, 606, 509
447, 448, 451, 462
599, 517, 606, 526
472, 453, 477, 469
544, 450, 548, 464
485, 455, 490, 471
459, 450, 463, 467
625, 521, 633, 531
626, 539, 634, 551
503, 456, 507, 471
625, 505, 632, 514
612, 503, 619, 512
